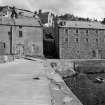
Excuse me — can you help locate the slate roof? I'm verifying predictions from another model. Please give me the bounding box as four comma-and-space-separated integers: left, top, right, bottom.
15, 17, 41, 26
0, 6, 41, 27
59, 21, 105, 29
38, 12, 49, 24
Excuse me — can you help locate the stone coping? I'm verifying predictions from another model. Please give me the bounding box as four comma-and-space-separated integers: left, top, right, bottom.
0, 55, 14, 63
45, 61, 83, 105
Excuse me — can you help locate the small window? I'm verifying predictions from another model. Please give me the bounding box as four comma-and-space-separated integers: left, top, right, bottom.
4, 43, 5, 48
96, 30, 98, 34
86, 30, 88, 36
19, 31, 23, 37
8, 31, 11, 35
65, 29, 68, 34
65, 37, 68, 42
77, 51, 79, 53
86, 38, 88, 42
76, 38, 78, 43
92, 50, 96, 57
8, 31, 12, 36
19, 25, 22, 29
86, 30, 88, 34
76, 29, 78, 33
64, 21, 66, 25
96, 38, 98, 42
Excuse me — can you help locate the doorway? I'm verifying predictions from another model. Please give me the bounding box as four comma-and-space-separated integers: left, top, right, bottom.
16, 44, 24, 57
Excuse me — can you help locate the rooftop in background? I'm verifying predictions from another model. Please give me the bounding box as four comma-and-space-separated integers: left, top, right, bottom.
38, 12, 55, 24
38, 12, 49, 24
58, 20, 105, 29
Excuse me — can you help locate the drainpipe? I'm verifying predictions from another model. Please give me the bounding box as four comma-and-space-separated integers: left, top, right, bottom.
9, 26, 12, 55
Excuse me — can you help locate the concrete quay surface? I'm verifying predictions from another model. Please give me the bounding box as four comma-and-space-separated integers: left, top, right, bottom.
0, 58, 83, 105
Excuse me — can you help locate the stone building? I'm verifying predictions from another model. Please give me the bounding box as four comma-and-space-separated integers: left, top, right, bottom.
58, 20, 105, 59
0, 6, 43, 57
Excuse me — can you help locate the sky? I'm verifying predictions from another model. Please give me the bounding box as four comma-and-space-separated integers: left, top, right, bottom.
0, 0, 105, 20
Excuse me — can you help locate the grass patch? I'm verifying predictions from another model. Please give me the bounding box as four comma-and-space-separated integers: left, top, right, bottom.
64, 60, 105, 105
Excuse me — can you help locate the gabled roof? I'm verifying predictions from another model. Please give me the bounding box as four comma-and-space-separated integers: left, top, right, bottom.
0, 6, 34, 17
38, 12, 49, 24
15, 17, 41, 26
0, 6, 41, 27
59, 21, 105, 29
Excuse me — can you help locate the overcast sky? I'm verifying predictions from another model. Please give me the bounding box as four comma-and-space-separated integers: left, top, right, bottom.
0, 0, 105, 20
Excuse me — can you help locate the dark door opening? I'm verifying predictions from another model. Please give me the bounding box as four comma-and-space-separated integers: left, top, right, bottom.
43, 33, 57, 59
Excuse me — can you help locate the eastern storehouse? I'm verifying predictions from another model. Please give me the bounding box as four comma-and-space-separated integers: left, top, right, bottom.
58, 20, 105, 59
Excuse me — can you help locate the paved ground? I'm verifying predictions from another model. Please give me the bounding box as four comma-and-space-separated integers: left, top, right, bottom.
0, 58, 83, 105
0, 59, 51, 105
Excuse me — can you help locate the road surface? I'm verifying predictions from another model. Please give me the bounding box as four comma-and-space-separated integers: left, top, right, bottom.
0, 59, 51, 105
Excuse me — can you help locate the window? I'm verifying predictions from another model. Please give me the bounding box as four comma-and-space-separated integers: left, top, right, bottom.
92, 50, 96, 57
4, 43, 5, 48
64, 21, 66, 25
96, 30, 98, 34
65, 37, 68, 42
65, 29, 68, 34
19, 25, 22, 29
77, 50, 79, 53
0, 42, 6, 49
96, 38, 98, 42
19, 31, 23, 37
86, 38, 88, 42
86, 30, 88, 34
76, 38, 78, 43
76, 29, 78, 33
86, 30, 88, 36
8, 31, 11, 35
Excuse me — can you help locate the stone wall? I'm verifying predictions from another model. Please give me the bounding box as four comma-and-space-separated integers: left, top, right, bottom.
0, 55, 14, 63
0, 25, 10, 55
12, 26, 43, 57
59, 27, 105, 59
0, 17, 43, 57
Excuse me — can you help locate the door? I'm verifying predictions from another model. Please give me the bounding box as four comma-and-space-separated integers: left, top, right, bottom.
16, 44, 24, 57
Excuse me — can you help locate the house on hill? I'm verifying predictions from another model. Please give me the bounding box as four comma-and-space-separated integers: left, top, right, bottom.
37, 11, 58, 58
38, 11, 54, 27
